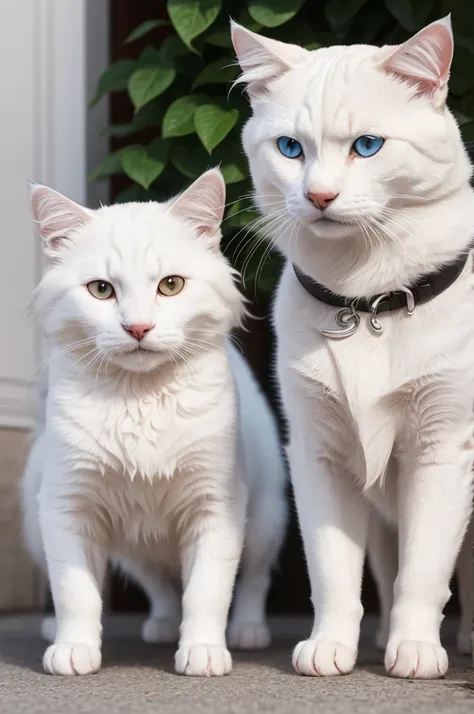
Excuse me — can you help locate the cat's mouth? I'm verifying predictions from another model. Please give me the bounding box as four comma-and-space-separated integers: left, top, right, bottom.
121, 345, 159, 356
313, 215, 351, 226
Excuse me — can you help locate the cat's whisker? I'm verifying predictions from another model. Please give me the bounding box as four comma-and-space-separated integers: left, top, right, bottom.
388, 194, 432, 202
226, 209, 282, 253
377, 206, 422, 229
190, 328, 245, 354
94, 351, 109, 388
231, 209, 288, 264
77, 350, 104, 383
239, 230, 276, 281
356, 217, 375, 260
243, 216, 293, 290
253, 218, 293, 293
222, 199, 286, 225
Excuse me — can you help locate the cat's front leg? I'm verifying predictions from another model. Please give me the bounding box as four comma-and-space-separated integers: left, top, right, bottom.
175, 479, 246, 677
39, 467, 107, 675
387, 433, 474, 679
289, 439, 369, 677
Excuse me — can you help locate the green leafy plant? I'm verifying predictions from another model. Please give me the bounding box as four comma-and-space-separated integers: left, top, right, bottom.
91, 0, 474, 294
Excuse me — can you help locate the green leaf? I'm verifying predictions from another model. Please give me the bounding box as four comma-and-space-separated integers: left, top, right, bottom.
453, 110, 473, 127
192, 58, 238, 88
304, 41, 321, 50
147, 138, 172, 165
138, 46, 162, 64
131, 102, 164, 130
89, 59, 137, 107
101, 103, 164, 138
167, 0, 222, 51
205, 30, 233, 48
128, 63, 176, 111
162, 94, 207, 138
383, 0, 433, 32
214, 141, 248, 184
120, 146, 166, 189
88, 150, 124, 183
125, 19, 170, 43
160, 35, 189, 60
325, 0, 370, 30
194, 104, 239, 153
170, 144, 210, 179
124, 19, 171, 45
237, 8, 263, 32
248, 0, 306, 28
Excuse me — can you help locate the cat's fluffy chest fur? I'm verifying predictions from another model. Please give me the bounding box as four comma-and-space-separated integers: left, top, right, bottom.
49, 348, 234, 482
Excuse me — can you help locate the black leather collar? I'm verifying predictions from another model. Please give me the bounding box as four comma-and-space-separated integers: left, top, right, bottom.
293, 250, 470, 315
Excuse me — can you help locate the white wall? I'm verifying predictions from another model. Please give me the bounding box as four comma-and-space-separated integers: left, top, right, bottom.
0, 0, 108, 429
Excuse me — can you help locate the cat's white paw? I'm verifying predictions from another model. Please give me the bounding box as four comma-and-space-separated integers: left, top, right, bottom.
456, 629, 472, 655
41, 615, 56, 642
175, 644, 232, 676
141, 616, 180, 644
43, 643, 101, 676
227, 621, 271, 650
385, 640, 448, 679
292, 639, 356, 676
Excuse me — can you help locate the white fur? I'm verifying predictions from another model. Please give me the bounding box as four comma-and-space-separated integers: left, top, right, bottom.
233, 17, 474, 678
23, 169, 286, 676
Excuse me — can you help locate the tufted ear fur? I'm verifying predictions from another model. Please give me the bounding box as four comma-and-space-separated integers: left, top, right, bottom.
29, 182, 92, 258
231, 20, 309, 100
168, 169, 226, 248
378, 15, 453, 104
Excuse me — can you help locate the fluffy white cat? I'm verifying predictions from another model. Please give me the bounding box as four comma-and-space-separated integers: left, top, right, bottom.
22, 169, 287, 677
232, 16, 474, 678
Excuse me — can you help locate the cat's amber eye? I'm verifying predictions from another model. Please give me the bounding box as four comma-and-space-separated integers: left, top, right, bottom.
157, 275, 185, 297
87, 280, 115, 300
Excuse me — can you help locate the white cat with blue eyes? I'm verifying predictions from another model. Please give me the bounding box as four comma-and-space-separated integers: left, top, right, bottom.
232, 16, 474, 678
22, 169, 287, 677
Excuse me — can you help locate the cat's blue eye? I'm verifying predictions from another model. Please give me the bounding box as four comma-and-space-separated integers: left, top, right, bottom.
277, 136, 303, 159
352, 135, 384, 158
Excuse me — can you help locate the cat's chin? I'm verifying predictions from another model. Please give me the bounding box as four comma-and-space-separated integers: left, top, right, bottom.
308, 218, 355, 240
110, 348, 170, 374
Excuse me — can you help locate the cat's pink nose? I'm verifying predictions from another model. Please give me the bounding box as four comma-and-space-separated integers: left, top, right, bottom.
122, 323, 155, 341
306, 191, 339, 209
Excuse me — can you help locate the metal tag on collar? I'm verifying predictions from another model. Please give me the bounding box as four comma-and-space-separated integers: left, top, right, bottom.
369, 288, 416, 334
369, 294, 388, 333
320, 302, 361, 340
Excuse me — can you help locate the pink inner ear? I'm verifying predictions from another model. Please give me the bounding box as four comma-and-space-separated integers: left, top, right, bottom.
383, 20, 453, 92
232, 26, 259, 71
31, 188, 60, 239
31, 185, 90, 242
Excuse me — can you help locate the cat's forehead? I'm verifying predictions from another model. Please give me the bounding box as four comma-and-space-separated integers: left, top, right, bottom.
95, 201, 194, 249
264, 44, 410, 138
72, 201, 207, 274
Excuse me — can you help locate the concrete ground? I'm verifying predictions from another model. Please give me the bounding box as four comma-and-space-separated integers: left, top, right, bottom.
0, 615, 473, 714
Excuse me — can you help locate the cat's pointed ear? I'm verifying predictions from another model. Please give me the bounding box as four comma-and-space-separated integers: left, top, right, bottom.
168, 169, 225, 248
231, 20, 309, 100
379, 15, 453, 101
28, 182, 92, 257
